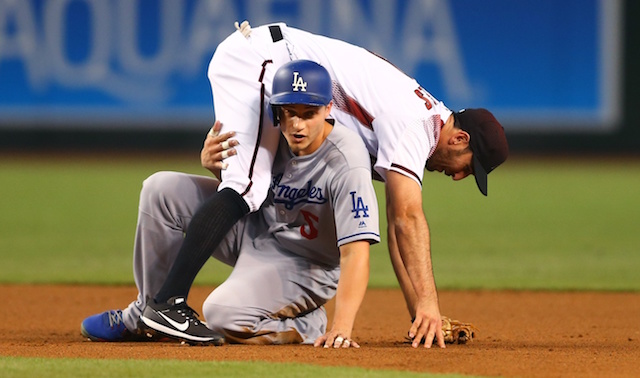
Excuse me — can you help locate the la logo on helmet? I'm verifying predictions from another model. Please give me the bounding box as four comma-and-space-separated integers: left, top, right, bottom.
291, 72, 307, 92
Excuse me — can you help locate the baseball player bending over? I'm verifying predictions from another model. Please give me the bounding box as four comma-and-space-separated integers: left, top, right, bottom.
81, 60, 379, 347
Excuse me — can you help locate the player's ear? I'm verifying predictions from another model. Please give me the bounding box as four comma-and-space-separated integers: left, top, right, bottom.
324, 100, 333, 115
449, 129, 470, 146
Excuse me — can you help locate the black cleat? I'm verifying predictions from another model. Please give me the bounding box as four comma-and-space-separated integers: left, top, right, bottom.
139, 296, 224, 346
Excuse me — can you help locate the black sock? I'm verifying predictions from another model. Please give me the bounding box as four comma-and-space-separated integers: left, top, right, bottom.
154, 188, 250, 303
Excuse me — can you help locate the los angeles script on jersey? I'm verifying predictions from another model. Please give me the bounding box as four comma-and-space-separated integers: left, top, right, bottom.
271, 173, 327, 210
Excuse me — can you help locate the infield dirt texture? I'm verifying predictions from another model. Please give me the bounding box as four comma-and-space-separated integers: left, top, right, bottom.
2, 284, 638, 377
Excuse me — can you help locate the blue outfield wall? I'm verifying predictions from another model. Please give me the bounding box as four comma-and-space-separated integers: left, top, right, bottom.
0, 0, 629, 138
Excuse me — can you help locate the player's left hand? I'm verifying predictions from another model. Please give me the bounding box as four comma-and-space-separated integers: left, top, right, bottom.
314, 331, 360, 349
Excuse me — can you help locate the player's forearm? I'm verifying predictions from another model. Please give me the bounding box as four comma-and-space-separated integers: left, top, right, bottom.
331, 242, 370, 335
389, 210, 438, 306
387, 221, 418, 317
384, 172, 439, 309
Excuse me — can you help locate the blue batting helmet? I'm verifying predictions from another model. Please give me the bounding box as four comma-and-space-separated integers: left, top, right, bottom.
270, 60, 332, 107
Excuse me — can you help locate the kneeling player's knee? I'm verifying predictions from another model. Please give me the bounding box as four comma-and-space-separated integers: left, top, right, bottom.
204, 302, 258, 334
141, 171, 180, 203
140, 171, 201, 214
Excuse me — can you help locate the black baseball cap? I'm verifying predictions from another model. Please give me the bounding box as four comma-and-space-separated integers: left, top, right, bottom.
455, 108, 509, 196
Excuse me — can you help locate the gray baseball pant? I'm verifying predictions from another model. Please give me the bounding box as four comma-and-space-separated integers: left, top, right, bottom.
122, 171, 335, 344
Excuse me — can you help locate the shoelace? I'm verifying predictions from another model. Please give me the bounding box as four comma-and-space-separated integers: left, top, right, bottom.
107, 310, 124, 327
176, 304, 202, 326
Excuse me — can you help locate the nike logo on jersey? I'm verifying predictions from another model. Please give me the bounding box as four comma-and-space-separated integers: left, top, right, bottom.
158, 311, 189, 332
272, 176, 327, 210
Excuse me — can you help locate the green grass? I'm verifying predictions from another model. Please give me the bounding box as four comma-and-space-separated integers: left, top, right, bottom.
0, 154, 224, 284
425, 157, 640, 290
1, 154, 637, 378
0, 357, 475, 378
1, 154, 639, 290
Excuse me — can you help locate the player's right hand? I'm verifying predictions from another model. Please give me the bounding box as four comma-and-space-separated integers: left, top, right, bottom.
408, 299, 445, 349
201, 120, 238, 177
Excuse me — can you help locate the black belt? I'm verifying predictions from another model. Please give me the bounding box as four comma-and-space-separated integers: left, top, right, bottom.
269, 25, 283, 42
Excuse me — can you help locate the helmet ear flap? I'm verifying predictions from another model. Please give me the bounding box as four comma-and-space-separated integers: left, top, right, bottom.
271, 105, 281, 126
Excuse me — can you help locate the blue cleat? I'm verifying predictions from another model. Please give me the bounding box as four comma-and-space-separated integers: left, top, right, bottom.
81, 309, 155, 342
81, 309, 170, 342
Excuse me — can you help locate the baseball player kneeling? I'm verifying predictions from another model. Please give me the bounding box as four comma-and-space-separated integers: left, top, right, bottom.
81, 60, 379, 348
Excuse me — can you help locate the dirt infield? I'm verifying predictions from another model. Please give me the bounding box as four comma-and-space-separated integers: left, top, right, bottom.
1, 285, 638, 377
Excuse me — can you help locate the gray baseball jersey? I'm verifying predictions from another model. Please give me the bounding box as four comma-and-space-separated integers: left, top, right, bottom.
263, 121, 380, 266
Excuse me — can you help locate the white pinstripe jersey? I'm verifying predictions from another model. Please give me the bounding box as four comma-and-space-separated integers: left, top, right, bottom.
249, 122, 380, 267
277, 23, 453, 187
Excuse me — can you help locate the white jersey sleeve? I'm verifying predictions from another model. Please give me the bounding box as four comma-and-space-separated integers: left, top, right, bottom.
372, 112, 443, 187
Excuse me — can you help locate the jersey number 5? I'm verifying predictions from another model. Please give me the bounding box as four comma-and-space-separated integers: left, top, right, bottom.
300, 210, 319, 240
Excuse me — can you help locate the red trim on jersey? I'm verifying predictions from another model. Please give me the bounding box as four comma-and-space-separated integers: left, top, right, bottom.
332, 82, 375, 131
241, 59, 273, 197
390, 163, 422, 185
258, 60, 270, 82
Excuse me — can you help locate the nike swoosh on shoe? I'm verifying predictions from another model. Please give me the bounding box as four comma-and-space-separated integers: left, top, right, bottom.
158, 312, 189, 332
